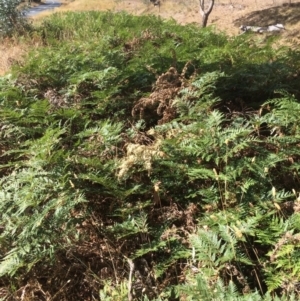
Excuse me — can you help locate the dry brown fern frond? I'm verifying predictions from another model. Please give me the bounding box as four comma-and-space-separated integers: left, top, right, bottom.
124, 29, 157, 54
132, 64, 193, 125
44, 88, 82, 109
44, 88, 67, 108
118, 140, 165, 179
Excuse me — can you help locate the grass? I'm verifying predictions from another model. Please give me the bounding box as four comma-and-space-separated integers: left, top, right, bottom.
0, 40, 27, 76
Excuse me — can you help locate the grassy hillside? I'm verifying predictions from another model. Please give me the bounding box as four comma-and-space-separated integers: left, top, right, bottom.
1, 10, 300, 301
2, 0, 300, 75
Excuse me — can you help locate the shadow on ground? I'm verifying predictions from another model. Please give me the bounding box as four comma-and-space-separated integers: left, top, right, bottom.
234, 3, 300, 27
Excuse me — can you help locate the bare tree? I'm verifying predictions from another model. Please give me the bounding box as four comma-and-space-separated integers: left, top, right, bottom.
199, 0, 215, 28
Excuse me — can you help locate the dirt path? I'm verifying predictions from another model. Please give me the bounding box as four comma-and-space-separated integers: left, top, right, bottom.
25, 0, 61, 17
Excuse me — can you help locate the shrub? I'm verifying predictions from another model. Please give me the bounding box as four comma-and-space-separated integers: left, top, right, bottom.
0, 0, 29, 36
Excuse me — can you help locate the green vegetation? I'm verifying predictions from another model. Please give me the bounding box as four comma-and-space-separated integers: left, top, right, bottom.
0, 0, 29, 37
1, 10, 300, 300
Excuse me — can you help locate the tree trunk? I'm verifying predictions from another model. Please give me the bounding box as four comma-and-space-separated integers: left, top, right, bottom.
199, 0, 215, 28
201, 13, 209, 27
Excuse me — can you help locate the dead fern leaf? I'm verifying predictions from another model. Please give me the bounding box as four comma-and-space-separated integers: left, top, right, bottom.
132, 65, 192, 124
118, 140, 165, 179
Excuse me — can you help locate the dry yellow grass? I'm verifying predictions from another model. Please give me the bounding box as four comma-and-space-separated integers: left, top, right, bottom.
0, 41, 27, 76
32, 0, 156, 19
0, 35, 45, 75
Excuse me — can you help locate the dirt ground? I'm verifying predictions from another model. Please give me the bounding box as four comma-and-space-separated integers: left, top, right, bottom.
51, 0, 300, 43
115, 0, 300, 37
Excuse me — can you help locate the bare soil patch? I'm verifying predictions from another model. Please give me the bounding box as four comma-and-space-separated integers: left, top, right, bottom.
46, 0, 300, 37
